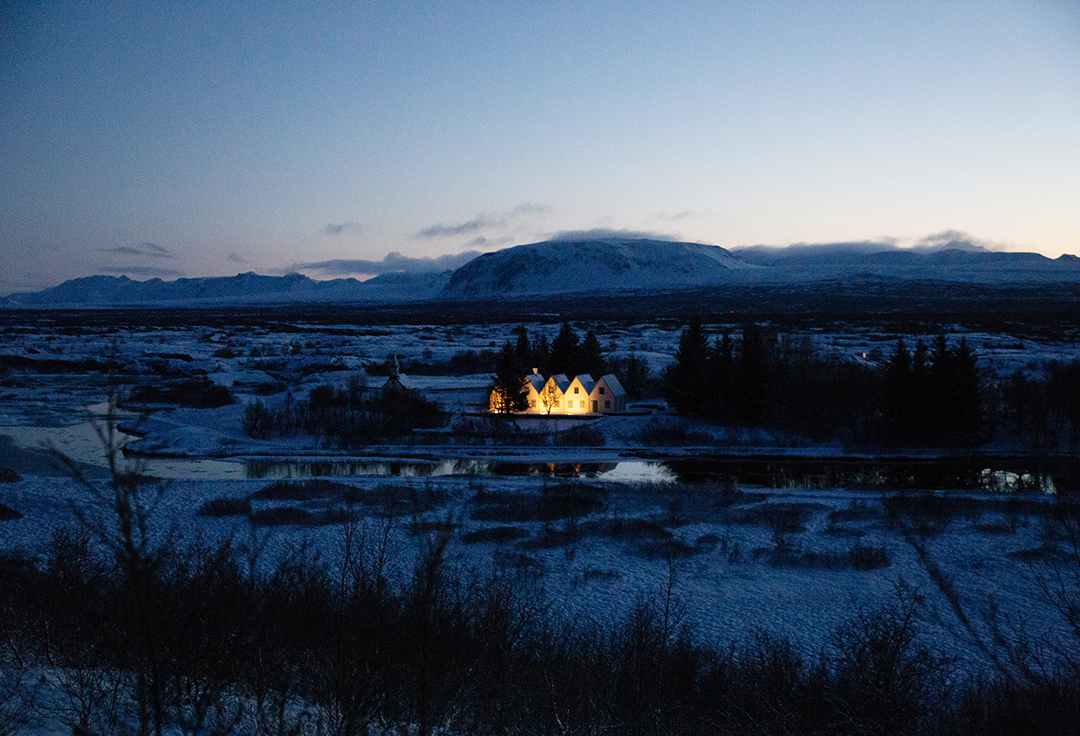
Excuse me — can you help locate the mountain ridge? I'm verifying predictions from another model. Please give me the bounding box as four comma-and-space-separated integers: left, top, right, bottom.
3, 237, 1077, 308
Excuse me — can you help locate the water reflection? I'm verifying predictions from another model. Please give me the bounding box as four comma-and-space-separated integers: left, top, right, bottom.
244, 459, 677, 483
245, 458, 489, 479
3, 417, 1071, 493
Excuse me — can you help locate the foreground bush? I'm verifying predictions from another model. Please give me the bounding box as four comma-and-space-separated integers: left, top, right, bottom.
7, 431, 1080, 735
4, 520, 1079, 736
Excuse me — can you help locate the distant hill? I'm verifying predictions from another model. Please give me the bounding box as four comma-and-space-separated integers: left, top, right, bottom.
442, 238, 753, 297
732, 242, 1080, 282
2, 237, 1077, 308
0, 271, 449, 308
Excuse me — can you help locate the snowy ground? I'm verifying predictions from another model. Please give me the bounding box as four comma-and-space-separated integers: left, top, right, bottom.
1, 317, 1078, 675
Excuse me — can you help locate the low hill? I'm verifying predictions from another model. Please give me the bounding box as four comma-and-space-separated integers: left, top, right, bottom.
442, 238, 753, 298
0, 271, 449, 308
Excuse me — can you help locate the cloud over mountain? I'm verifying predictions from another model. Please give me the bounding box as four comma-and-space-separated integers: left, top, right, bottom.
912, 230, 998, 252
548, 228, 678, 242
294, 251, 481, 277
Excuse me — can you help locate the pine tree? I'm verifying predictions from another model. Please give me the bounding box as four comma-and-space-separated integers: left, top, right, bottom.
952, 338, 982, 445
665, 317, 710, 416
883, 338, 912, 443
513, 325, 532, 374
490, 340, 526, 413
579, 329, 605, 378
738, 323, 770, 422
714, 330, 735, 421
617, 353, 650, 399
911, 339, 931, 440
928, 334, 953, 443
549, 322, 580, 378
531, 334, 551, 376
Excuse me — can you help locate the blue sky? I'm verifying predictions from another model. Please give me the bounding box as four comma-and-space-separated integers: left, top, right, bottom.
2, 0, 1078, 291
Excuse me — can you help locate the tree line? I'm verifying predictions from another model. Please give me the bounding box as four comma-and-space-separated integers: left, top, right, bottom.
663, 319, 1080, 449
664, 319, 882, 442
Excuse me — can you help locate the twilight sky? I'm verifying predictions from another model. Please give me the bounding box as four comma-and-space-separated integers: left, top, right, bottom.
2, 1, 1078, 292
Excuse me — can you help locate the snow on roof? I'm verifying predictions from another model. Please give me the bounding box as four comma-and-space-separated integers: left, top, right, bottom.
526, 373, 546, 392
551, 374, 570, 392
572, 374, 596, 394
599, 373, 625, 396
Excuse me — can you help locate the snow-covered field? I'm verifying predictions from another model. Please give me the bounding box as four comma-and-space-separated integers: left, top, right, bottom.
1, 317, 1078, 677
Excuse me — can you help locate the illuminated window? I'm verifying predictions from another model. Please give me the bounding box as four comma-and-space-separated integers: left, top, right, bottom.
580, 400, 585, 408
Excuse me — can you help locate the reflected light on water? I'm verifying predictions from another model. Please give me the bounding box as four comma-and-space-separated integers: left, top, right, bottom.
596, 461, 677, 484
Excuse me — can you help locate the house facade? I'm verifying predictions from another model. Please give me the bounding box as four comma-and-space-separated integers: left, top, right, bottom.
518, 369, 626, 414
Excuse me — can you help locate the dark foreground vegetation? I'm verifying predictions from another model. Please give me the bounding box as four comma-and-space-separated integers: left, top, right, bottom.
3, 467, 1080, 736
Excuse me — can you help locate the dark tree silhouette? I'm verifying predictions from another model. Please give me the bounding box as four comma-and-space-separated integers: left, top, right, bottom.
549, 323, 580, 378
664, 318, 710, 417
512, 325, 532, 374
615, 353, 651, 399
737, 323, 769, 423
579, 329, 605, 379
883, 338, 913, 443
490, 341, 526, 414
531, 333, 551, 377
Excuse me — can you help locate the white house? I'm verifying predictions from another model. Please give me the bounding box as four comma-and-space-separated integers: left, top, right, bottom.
519, 369, 626, 414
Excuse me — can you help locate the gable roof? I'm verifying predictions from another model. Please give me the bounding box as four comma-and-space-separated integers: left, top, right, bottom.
525, 373, 546, 392
550, 373, 570, 393
571, 374, 596, 394
599, 373, 626, 396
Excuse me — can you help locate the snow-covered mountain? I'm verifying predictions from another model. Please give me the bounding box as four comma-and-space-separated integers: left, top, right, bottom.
442, 238, 753, 298
732, 242, 1080, 282
0, 271, 450, 308
3, 237, 1078, 308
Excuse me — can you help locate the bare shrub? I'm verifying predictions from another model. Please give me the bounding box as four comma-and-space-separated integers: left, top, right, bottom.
827, 587, 950, 735
241, 399, 275, 439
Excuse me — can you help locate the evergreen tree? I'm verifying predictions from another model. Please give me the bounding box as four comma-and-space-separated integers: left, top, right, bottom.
952, 338, 982, 444
579, 329, 605, 378
490, 340, 526, 413
714, 330, 735, 421
549, 322, 580, 377
928, 334, 953, 443
738, 323, 770, 422
883, 338, 912, 443
616, 353, 650, 399
911, 339, 931, 439
512, 325, 532, 374
531, 334, 551, 376
664, 318, 710, 416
